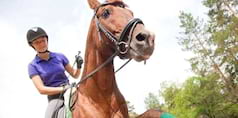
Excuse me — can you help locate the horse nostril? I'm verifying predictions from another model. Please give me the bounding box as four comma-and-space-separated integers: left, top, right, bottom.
136, 33, 147, 41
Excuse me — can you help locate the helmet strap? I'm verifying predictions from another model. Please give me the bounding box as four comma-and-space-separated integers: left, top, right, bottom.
38, 50, 49, 53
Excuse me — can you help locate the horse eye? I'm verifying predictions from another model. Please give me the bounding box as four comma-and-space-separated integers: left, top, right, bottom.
118, 4, 125, 8
101, 9, 111, 19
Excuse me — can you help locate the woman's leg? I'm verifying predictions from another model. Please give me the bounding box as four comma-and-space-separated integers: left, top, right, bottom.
45, 99, 65, 118
57, 105, 66, 118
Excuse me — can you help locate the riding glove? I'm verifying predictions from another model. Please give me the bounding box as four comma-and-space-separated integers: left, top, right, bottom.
75, 54, 83, 69
63, 83, 76, 91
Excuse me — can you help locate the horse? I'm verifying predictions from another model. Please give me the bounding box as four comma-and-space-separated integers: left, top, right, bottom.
71, 0, 166, 117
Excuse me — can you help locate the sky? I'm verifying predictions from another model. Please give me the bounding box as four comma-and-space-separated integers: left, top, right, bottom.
0, 0, 207, 117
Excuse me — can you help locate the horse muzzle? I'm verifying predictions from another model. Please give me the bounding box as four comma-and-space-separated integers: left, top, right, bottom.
127, 26, 155, 62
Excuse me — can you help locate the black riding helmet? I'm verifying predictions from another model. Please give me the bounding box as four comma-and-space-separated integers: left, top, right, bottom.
27, 27, 48, 44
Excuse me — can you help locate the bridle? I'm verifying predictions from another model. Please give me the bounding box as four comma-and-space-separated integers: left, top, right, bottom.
76, 1, 144, 86
95, 1, 144, 58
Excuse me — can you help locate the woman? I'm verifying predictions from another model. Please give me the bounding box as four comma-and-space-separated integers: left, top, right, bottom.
27, 27, 83, 118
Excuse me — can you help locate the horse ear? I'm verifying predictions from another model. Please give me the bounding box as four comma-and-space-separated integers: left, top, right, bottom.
88, 0, 101, 10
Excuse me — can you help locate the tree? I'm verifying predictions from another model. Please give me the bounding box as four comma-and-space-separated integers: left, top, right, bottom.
203, 0, 238, 100
172, 0, 238, 117
127, 101, 138, 118
144, 92, 161, 110
143, 82, 179, 115
178, 0, 238, 104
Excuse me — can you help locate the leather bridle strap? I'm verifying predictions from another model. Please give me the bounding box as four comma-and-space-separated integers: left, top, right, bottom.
119, 18, 143, 42
76, 51, 118, 87
115, 59, 132, 73
95, 16, 118, 44
118, 18, 143, 55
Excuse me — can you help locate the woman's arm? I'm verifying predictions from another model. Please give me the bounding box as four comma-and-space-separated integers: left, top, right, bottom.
65, 64, 81, 79
31, 75, 64, 95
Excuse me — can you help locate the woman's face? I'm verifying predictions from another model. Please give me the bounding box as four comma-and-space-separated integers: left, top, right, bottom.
31, 36, 48, 53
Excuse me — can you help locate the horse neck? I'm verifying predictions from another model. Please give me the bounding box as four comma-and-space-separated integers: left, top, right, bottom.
81, 20, 116, 93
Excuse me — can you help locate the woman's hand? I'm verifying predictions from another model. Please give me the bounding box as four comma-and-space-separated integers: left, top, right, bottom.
75, 54, 84, 69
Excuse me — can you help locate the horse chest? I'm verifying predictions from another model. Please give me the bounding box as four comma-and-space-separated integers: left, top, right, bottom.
73, 90, 128, 118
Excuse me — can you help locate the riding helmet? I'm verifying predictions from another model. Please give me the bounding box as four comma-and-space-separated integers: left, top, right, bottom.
27, 27, 48, 44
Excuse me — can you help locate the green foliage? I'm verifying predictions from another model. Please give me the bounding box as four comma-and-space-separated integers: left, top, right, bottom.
159, 82, 180, 110
158, 75, 238, 118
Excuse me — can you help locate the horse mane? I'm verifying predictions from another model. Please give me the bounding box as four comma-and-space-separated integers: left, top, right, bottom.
81, 18, 97, 78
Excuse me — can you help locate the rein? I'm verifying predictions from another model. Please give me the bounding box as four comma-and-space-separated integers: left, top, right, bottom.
76, 51, 118, 87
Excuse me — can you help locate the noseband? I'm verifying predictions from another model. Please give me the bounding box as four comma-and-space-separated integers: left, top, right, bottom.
94, 2, 144, 58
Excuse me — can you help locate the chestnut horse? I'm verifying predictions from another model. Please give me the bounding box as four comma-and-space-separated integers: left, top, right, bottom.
71, 0, 166, 117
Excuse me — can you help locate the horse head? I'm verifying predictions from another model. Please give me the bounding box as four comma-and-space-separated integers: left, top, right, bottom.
88, 0, 155, 61
72, 0, 157, 117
